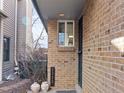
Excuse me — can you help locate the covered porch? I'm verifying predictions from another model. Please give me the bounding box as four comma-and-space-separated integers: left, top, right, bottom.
32, 0, 85, 91
32, 0, 124, 93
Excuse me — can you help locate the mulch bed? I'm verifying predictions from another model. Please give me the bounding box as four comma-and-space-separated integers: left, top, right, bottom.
0, 79, 22, 88
0, 79, 31, 93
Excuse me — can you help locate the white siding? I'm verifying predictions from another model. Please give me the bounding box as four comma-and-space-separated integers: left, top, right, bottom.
2, 0, 15, 78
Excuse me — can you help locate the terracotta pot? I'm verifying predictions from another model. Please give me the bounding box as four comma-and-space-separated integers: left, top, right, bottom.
41, 81, 49, 92
31, 82, 40, 93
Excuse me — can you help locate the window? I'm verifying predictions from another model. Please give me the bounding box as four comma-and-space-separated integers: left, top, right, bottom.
58, 20, 75, 47
3, 37, 10, 61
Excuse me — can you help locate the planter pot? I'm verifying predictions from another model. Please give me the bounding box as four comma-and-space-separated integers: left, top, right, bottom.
41, 81, 49, 92
31, 82, 40, 93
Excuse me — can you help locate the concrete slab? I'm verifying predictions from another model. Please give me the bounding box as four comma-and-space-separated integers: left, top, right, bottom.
27, 90, 76, 93
27, 90, 56, 93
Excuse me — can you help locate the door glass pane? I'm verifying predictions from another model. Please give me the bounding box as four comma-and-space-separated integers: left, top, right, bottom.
59, 22, 65, 45
66, 22, 73, 46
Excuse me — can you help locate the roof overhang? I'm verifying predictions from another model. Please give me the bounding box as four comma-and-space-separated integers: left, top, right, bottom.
32, 0, 47, 31
32, 0, 86, 30
0, 10, 7, 18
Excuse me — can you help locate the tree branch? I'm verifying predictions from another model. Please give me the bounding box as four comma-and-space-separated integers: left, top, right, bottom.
34, 28, 45, 49
32, 17, 39, 26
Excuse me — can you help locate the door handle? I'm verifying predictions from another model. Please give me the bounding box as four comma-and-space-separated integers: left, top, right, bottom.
78, 50, 82, 54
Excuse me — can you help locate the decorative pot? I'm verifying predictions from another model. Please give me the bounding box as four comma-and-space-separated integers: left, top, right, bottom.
41, 81, 49, 92
31, 82, 40, 93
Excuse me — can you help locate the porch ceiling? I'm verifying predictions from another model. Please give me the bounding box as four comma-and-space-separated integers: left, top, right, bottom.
34, 0, 85, 20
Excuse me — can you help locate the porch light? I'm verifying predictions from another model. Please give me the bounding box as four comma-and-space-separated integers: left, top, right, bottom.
111, 37, 124, 56
59, 13, 64, 17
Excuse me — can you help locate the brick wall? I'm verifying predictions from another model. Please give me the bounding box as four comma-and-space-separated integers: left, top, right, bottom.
83, 0, 124, 93
48, 20, 77, 89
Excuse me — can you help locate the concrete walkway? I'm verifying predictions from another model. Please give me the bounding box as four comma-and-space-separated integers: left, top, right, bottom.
27, 90, 56, 93
27, 90, 76, 93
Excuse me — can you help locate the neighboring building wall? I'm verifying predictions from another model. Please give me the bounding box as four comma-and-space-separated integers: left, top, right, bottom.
0, 0, 32, 79
2, 0, 15, 78
48, 20, 77, 89
25, 0, 33, 55
17, 0, 27, 60
83, 0, 124, 93
17, 0, 32, 60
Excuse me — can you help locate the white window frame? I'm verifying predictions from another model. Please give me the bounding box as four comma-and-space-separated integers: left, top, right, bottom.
57, 20, 75, 47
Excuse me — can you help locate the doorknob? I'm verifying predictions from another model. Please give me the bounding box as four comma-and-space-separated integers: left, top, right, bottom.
78, 50, 82, 54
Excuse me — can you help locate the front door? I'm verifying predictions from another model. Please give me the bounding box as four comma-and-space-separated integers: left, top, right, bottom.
78, 16, 83, 87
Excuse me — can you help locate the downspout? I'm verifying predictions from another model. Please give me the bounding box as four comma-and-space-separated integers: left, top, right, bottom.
0, 0, 4, 81
0, 20, 3, 81
14, 0, 18, 67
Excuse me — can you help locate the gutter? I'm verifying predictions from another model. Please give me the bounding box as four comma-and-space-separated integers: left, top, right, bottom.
31, 0, 47, 31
